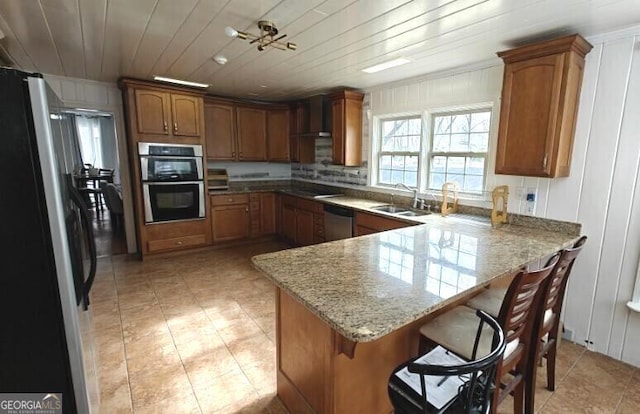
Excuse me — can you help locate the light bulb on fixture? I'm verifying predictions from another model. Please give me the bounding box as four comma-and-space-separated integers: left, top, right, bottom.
224, 26, 238, 38
213, 55, 228, 65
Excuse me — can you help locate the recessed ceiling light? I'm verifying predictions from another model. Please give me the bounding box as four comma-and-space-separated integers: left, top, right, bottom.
259, 85, 268, 88
213, 55, 228, 65
153, 76, 209, 88
361, 57, 411, 74
248, 92, 260, 96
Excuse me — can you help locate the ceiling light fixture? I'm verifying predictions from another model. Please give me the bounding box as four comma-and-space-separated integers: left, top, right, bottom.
153, 76, 209, 88
225, 21, 297, 52
212, 55, 228, 65
362, 57, 411, 73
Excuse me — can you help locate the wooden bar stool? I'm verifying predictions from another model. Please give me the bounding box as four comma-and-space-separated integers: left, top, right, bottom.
418, 255, 559, 414
466, 236, 587, 413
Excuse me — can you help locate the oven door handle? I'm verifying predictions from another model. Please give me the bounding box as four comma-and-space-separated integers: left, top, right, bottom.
143, 181, 204, 185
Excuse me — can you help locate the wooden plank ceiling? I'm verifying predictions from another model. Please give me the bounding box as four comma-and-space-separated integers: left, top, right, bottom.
0, 0, 638, 100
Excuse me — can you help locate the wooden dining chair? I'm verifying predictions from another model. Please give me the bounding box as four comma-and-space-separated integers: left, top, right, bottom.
465, 236, 587, 413
418, 255, 559, 414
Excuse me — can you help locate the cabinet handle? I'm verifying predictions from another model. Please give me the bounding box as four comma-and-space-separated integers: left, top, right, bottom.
228, 198, 233, 202
176, 241, 183, 245
173, 122, 178, 132
245, 207, 249, 212
163, 121, 168, 132
542, 154, 548, 169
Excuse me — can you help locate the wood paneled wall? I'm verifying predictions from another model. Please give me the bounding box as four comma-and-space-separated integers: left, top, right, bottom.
364, 26, 640, 366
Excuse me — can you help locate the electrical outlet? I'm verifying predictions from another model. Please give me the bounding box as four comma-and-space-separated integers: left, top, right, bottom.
525, 188, 536, 214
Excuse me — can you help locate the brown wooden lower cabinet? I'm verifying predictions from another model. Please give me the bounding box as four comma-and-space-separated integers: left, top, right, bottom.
281, 200, 297, 243
276, 287, 430, 414
144, 220, 211, 254
211, 194, 249, 242
295, 209, 314, 246
354, 211, 413, 236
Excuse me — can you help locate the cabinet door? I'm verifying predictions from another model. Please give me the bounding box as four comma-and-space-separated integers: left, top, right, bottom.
295, 209, 314, 246
134, 89, 170, 135
260, 192, 276, 235
281, 203, 296, 243
212, 204, 249, 242
267, 109, 290, 162
495, 54, 564, 176
205, 103, 236, 160
236, 107, 267, 161
171, 94, 201, 137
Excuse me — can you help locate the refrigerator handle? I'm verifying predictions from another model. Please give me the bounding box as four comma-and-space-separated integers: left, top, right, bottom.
69, 186, 97, 310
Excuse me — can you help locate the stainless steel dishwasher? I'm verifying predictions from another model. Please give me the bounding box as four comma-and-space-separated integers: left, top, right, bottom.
323, 204, 354, 241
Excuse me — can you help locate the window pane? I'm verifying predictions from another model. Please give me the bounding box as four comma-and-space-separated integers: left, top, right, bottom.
404, 171, 418, 187
446, 157, 465, 174
405, 156, 419, 172
447, 174, 464, 188
380, 155, 392, 169
470, 111, 491, 132
464, 174, 483, 192
451, 114, 470, 133
450, 133, 469, 152
433, 134, 450, 152
469, 133, 488, 152
465, 157, 485, 175
391, 170, 404, 183
434, 116, 451, 134
395, 119, 408, 136
380, 169, 392, 184
392, 156, 405, 169
430, 173, 445, 189
407, 134, 421, 151
408, 118, 422, 135
431, 156, 446, 172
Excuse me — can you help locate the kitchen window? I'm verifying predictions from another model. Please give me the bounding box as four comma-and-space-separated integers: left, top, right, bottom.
377, 117, 422, 187
428, 109, 491, 193
373, 107, 492, 194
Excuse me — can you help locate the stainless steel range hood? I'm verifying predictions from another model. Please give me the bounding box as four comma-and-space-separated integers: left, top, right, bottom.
302, 95, 331, 137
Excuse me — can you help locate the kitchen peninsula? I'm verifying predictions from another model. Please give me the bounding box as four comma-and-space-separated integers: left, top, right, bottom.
252, 215, 580, 414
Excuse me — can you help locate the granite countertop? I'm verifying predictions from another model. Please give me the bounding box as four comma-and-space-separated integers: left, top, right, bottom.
251, 219, 579, 343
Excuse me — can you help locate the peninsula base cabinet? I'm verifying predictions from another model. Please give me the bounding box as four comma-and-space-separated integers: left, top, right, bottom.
276, 288, 431, 414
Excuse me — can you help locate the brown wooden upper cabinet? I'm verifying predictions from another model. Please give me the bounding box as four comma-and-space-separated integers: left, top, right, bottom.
329, 90, 364, 166
288, 101, 315, 164
236, 107, 267, 161
134, 89, 201, 137
267, 108, 290, 162
204, 100, 236, 160
495, 34, 592, 177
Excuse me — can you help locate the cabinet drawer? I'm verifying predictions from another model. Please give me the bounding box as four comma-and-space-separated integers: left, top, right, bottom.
147, 234, 207, 252
355, 212, 411, 232
211, 194, 249, 206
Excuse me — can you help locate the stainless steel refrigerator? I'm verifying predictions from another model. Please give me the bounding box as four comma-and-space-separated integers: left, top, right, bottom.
0, 68, 99, 413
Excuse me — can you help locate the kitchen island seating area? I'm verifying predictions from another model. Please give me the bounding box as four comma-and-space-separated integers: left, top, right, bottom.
418, 255, 560, 414
388, 309, 507, 414
417, 237, 587, 414
466, 235, 588, 413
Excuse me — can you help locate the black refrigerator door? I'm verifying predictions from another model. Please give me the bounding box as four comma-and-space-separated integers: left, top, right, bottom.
66, 179, 97, 309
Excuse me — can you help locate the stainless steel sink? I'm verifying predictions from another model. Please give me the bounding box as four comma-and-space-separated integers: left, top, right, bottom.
397, 210, 430, 217
371, 205, 409, 214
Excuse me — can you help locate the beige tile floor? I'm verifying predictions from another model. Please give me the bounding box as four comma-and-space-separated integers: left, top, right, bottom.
89, 241, 640, 413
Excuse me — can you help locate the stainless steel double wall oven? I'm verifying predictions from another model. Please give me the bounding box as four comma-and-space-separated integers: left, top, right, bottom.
138, 142, 205, 223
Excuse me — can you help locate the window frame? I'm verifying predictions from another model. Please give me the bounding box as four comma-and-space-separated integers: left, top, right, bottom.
426, 107, 492, 194
375, 115, 423, 189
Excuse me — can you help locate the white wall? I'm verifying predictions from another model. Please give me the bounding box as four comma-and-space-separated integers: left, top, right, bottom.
365, 27, 640, 366
44, 74, 137, 254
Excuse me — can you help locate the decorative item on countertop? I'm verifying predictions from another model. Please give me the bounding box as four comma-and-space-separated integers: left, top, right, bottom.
441, 182, 459, 216
207, 168, 229, 190
491, 185, 509, 226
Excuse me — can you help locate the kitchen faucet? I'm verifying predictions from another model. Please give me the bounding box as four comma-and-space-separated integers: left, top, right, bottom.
395, 183, 419, 208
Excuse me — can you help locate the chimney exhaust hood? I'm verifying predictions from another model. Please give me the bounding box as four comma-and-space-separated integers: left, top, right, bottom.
302, 95, 331, 137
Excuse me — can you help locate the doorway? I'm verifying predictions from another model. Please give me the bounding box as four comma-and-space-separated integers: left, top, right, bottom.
60, 109, 127, 257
